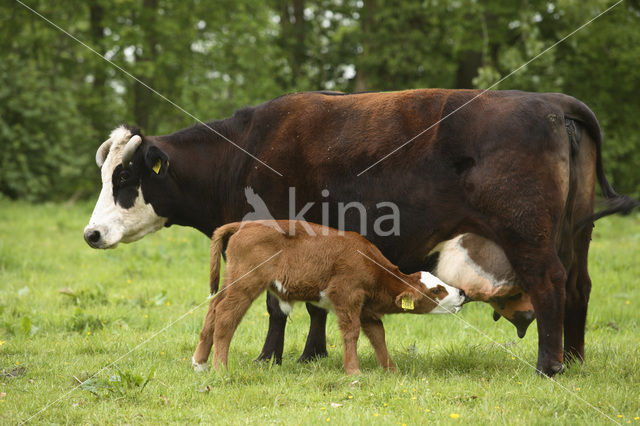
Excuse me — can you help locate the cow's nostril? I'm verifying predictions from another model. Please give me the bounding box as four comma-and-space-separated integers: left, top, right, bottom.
85, 229, 102, 245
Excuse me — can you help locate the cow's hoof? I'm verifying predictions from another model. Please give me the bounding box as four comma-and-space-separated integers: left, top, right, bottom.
536, 362, 564, 377
254, 352, 283, 365
192, 357, 208, 372
563, 350, 585, 365
297, 350, 329, 363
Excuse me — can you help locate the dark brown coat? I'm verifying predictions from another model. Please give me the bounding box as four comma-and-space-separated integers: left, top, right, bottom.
86, 89, 639, 375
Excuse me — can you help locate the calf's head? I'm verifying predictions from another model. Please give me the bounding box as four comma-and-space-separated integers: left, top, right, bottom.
396, 272, 466, 314
84, 126, 170, 249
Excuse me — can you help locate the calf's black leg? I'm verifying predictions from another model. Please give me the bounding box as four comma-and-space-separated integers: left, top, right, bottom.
297, 303, 328, 363
255, 292, 287, 364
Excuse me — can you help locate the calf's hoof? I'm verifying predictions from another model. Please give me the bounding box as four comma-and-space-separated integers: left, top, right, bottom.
536, 362, 564, 377
192, 356, 208, 372
385, 365, 398, 373
345, 368, 361, 375
297, 350, 329, 363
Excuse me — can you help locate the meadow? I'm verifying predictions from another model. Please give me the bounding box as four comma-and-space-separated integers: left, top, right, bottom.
0, 199, 638, 424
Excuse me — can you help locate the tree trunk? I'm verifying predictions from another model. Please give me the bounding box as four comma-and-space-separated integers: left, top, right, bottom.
355, 0, 376, 92
291, 0, 305, 84
89, 2, 108, 134
133, 0, 158, 131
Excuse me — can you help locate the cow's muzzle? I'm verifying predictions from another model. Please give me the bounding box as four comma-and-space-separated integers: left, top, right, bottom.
84, 225, 110, 248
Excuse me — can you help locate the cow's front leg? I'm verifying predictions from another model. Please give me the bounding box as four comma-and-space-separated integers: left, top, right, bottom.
298, 303, 328, 362
255, 292, 288, 364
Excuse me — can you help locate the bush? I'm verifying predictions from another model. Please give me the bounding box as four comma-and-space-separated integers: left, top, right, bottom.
0, 58, 96, 201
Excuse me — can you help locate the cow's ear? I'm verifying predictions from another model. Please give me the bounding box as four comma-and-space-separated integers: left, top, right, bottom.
144, 145, 170, 178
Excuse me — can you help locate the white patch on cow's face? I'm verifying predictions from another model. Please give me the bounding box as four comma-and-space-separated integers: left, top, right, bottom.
84, 126, 167, 249
420, 271, 465, 314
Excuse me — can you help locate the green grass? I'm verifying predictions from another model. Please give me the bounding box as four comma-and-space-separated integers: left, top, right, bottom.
0, 199, 639, 424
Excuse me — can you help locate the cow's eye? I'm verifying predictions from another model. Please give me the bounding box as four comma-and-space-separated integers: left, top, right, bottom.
119, 170, 131, 185
432, 287, 442, 295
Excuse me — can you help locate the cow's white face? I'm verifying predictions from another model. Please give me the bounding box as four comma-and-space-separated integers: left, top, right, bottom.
84, 126, 167, 249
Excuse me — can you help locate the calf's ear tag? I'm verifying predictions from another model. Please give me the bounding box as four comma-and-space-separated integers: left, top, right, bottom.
401, 296, 414, 311
152, 159, 162, 174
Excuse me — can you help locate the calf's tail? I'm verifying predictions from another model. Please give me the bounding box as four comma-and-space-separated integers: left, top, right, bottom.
210, 222, 243, 295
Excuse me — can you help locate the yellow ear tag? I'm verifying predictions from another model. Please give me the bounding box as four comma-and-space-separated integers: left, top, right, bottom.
401, 296, 414, 311
152, 159, 162, 174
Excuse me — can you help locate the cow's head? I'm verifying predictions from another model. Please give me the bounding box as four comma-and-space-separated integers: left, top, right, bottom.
84, 126, 170, 249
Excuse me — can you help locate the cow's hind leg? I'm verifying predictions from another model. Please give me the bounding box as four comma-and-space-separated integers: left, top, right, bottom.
255, 292, 288, 364
298, 303, 329, 363
563, 227, 593, 363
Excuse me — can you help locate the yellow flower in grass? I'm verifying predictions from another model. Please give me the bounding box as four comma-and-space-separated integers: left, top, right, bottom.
326, 418, 330, 422
0, 340, 5, 347
373, 413, 379, 417
450, 413, 460, 419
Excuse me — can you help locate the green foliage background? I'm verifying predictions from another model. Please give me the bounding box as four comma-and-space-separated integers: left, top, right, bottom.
1, 0, 639, 201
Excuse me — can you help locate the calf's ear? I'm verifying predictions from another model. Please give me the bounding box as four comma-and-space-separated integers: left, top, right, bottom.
144, 145, 170, 178
395, 291, 417, 311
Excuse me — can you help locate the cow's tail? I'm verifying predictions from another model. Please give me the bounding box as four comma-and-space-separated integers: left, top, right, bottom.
209, 222, 242, 295
559, 94, 640, 227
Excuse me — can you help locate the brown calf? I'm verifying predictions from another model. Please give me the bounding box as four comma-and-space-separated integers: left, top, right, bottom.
192, 220, 466, 374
